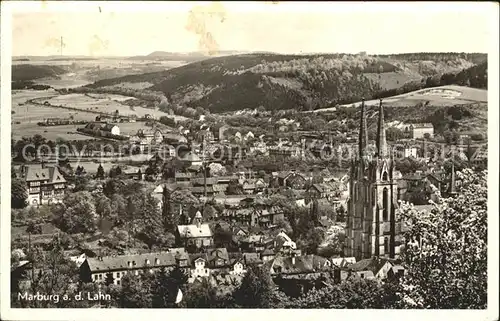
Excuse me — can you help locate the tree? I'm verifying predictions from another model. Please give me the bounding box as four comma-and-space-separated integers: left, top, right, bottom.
53, 191, 97, 234
26, 219, 43, 234
213, 223, 234, 249
96, 164, 105, 179
151, 267, 188, 308
11, 179, 28, 209
398, 169, 487, 309
12, 241, 80, 308
203, 204, 217, 220
288, 278, 404, 308
117, 274, 153, 308
109, 166, 123, 178
182, 278, 220, 308
234, 265, 274, 308
226, 180, 244, 195
208, 162, 226, 176
105, 272, 115, 286
103, 178, 126, 197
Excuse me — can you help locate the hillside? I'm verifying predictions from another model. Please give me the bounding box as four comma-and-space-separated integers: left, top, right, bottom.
86, 52, 487, 113
12, 64, 68, 81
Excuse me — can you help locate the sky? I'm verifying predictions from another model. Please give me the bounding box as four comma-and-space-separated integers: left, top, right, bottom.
8, 1, 498, 57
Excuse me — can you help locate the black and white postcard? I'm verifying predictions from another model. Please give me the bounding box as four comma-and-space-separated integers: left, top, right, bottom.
1, 2, 498, 320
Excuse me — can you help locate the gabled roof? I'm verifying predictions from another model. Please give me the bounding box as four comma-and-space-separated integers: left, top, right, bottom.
411, 123, 434, 129
192, 177, 218, 186
262, 248, 275, 256
347, 257, 392, 275
270, 255, 331, 275
86, 252, 176, 272
242, 252, 263, 265
180, 151, 201, 162
177, 224, 212, 238
331, 257, 356, 268
207, 248, 230, 264
25, 165, 66, 184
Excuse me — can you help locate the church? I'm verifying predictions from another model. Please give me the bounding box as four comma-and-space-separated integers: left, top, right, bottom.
345, 99, 403, 260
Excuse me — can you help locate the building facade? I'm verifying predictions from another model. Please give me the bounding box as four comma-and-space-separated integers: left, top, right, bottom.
22, 164, 67, 206
345, 99, 403, 261
410, 123, 434, 139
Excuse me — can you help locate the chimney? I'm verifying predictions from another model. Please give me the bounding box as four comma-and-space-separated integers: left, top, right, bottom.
291, 251, 296, 266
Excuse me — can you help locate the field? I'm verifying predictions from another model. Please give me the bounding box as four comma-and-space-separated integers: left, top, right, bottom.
313, 85, 488, 112
44, 93, 185, 120
11, 88, 184, 141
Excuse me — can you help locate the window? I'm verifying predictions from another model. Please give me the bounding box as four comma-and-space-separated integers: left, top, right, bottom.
383, 188, 389, 221
382, 171, 388, 181
360, 273, 364, 279
116, 280, 121, 286
384, 237, 389, 254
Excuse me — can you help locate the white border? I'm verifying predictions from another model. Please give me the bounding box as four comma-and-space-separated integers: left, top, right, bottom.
1, 2, 498, 321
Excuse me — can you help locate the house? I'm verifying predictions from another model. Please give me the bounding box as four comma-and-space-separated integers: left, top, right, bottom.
163, 132, 188, 144
346, 257, 394, 280
330, 257, 356, 268
174, 172, 194, 183
137, 129, 164, 145
244, 131, 255, 141
179, 151, 203, 169
282, 172, 308, 189
261, 249, 275, 262
306, 182, 341, 200
83, 122, 120, 136
176, 212, 213, 249
241, 179, 256, 194
268, 254, 332, 278
188, 248, 232, 282
387, 265, 406, 280
268, 146, 302, 158
221, 208, 256, 226
79, 252, 177, 286
22, 164, 66, 207
69, 253, 87, 268
230, 258, 247, 276
190, 256, 211, 280
274, 231, 297, 254
239, 234, 273, 252
232, 226, 249, 239
256, 206, 285, 228
409, 123, 434, 139
218, 125, 228, 141
242, 252, 263, 266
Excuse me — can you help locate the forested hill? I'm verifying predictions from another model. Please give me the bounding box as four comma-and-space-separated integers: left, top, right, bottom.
12, 65, 68, 82
86, 52, 487, 113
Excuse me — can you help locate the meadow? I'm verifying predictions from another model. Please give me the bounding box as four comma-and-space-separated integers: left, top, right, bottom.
313, 85, 488, 112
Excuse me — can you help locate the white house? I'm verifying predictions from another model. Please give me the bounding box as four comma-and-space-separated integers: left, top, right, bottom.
191, 257, 210, 280
275, 231, 297, 253
230, 259, 247, 276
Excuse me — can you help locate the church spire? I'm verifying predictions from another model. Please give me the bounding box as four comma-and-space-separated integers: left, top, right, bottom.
376, 99, 388, 157
358, 98, 368, 158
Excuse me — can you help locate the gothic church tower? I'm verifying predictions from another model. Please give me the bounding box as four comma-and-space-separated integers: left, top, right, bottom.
345, 99, 402, 260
